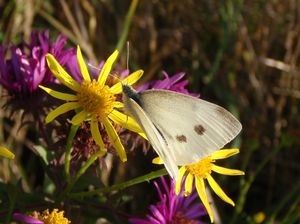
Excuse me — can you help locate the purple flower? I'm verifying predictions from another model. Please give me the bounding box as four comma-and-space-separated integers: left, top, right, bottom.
0, 30, 76, 127
0, 30, 75, 95
138, 71, 199, 97
129, 177, 207, 224
13, 213, 43, 224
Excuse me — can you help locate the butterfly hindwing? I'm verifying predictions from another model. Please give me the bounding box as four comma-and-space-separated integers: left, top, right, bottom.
139, 89, 242, 165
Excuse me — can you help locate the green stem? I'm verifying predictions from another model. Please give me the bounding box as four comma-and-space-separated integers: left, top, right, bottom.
116, 0, 139, 51
65, 149, 106, 194
14, 156, 32, 193
230, 146, 281, 224
282, 194, 300, 224
65, 124, 80, 183
38, 9, 78, 44
268, 180, 300, 223
5, 184, 18, 223
70, 168, 167, 198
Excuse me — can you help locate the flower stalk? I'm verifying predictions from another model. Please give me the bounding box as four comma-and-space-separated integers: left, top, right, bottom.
70, 168, 167, 198
64, 124, 80, 182
116, 0, 139, 51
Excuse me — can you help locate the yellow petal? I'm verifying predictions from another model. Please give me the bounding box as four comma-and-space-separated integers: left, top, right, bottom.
206, 174, 235, 206
110, 70, 144, 94
98, 50, 119, 86
152, 157, 163, 165
102, 117, 127, 162
39, 85, 78, 101
46, 54, 80, 91
0, 147, 15, 159
175, 166, 187, 195
90, 117, 105, 149
112, 101, 124, 108
138, 132, 148, 139
45, 102, 81, 123
108, 110, 147, 139
70, 110, 87, 125
108, 109, 143, 133
184, 173, 194, 196
212, 164, 245, 176
211, 148, 240, 160
195, 177, 214, 223
77, 45, 91, 82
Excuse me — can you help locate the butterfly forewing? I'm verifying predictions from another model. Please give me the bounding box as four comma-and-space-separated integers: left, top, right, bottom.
123, 93, 179, 179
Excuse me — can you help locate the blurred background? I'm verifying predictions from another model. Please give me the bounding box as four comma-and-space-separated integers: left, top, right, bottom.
0, 0, 300, 223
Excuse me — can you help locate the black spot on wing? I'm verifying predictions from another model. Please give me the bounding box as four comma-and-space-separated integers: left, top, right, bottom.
194, 124, 205, 135
176, 135, 187, 143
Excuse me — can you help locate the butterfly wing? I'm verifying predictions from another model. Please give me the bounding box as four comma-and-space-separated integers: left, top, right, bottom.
139, 89, 242, 165
123, 94, 179, 179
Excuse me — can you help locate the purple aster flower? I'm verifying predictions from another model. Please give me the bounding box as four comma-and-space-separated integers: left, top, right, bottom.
0, 30, 75, 95
129, 177, 207, 224
13, 213, 43, 224
0, 30, 76, 121
137, 71, 199, 97
0, 30, 76, 145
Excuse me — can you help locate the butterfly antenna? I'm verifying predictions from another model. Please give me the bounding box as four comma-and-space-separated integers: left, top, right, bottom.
125, 41, 131, 85
126, 41, 130, 72
88, 62, 123, 84
87, 62, 100, 72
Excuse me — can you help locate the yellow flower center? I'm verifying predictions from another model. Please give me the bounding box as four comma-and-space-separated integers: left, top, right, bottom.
31, 209, 70, 224
77, 80, 115, 118
186, 157, 213, 179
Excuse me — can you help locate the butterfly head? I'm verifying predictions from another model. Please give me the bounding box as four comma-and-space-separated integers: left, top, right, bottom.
122, 84, 142, 106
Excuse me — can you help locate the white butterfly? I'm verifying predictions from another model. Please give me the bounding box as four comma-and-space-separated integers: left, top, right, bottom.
122, 84, 242, 179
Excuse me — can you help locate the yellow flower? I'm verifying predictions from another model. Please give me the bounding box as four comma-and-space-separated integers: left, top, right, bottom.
32, 209, 70, 224
0, 146, 14, 159
254, 211, 266, 223
40, 46, 144, 162
176, 148, 245, 223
